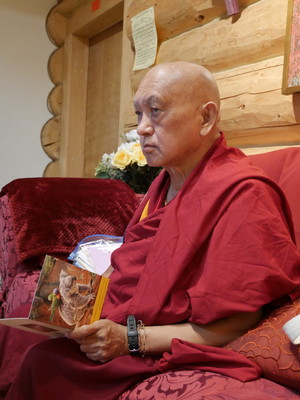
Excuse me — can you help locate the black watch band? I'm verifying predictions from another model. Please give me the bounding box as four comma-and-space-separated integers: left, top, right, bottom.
127, 315, 139, 353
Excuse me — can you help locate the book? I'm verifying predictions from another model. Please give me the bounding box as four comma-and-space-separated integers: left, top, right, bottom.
0, 235, 123, 337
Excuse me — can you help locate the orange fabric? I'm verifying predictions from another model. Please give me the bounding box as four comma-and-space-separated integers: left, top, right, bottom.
139, 200, 150, 221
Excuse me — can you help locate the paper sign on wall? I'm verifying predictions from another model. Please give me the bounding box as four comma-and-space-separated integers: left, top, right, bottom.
131, 7, 157, 71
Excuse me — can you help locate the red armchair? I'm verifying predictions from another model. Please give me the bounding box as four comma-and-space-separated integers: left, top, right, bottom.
0, 147, 300, 399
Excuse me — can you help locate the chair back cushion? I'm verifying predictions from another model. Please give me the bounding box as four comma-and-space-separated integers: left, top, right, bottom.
249, 147, 300, 247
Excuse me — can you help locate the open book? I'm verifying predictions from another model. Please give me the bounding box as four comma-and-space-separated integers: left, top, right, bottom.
0, 235, 123, 337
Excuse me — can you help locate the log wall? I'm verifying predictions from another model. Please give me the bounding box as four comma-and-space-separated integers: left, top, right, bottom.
124, 0, 300, 148
43, 0, 300, 177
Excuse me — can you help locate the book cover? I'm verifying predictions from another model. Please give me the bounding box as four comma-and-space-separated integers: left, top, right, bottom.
0, 255, 110, 337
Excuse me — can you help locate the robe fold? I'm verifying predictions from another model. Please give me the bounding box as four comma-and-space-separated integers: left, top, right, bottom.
6, 134, 300, 400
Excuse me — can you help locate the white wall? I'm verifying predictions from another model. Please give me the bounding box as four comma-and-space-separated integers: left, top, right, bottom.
0, 0, 57, 190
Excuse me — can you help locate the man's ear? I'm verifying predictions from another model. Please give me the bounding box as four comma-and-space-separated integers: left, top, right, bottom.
199, 102, 219, 137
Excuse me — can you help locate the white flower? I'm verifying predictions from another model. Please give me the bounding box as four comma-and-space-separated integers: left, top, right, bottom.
101, 153, 113, 167
125, 129, 139, 142
118, 142, 133, 152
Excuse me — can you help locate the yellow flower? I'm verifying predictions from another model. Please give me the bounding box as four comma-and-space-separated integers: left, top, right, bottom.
131, 142, 147, 166
112, 149, 132, 169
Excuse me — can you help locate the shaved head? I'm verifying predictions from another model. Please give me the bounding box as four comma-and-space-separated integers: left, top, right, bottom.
136, 62, 220, 111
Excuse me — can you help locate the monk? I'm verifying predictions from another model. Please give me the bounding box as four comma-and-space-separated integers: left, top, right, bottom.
6, 62, 300, 399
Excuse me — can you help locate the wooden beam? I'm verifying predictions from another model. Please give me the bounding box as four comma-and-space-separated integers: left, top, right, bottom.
47, 84, 62, 116
226, 125, 300, 147
119, 0, 135, 136
67, 0, 124, 38
59, 34, 89, 176
48, 47, 64, 86
41, 116, 61, 161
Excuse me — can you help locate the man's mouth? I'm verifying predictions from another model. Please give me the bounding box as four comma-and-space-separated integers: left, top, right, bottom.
142, 144, 156, 152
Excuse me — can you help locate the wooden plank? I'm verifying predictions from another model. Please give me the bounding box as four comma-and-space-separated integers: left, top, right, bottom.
216, 56, 284, 92
46, 6, 67, 47
217, 57, 295, 131
84, 21, 123, 177
126, 0, 260, 43
119, 0, 135, 136
41, 116, 61, 161
53, 0, 85, 14
47, 84, 62, 116
59, 34, 89, 177
241, 145, 300, 155
293, 93, 300, 122
220, 89, 294, 131
67, 0, 123, 38
122, 94, 137, 133
226, 125, 300, 147
43, 160, 60, 177
48, 47, 64, 86
157, 0, 287, 71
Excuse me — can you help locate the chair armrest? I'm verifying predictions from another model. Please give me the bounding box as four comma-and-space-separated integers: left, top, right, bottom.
0, 177, 139, 304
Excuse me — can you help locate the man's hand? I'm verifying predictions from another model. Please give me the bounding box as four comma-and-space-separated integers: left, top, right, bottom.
67, 319, 128, 363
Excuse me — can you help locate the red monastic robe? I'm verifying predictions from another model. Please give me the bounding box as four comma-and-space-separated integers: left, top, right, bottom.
6, 134, 300, 400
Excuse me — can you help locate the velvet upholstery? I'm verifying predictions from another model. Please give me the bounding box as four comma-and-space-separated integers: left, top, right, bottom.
3, 270, 40, 317
0, 177, 139, 261
119, 370, 300, 399
226, 297, 300, 391
0, 303, 46, 398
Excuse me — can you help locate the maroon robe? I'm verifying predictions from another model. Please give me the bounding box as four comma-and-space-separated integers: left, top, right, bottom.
6, 134, 300, 400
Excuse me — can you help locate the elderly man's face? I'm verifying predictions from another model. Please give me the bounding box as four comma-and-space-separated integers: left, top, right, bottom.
133, 74, 204, 172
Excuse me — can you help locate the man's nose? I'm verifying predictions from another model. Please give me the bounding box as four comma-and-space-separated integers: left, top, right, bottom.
137, 114, 154, 136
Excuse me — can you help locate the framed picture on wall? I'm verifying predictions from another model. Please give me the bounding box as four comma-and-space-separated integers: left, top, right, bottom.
282, 0, 300, 94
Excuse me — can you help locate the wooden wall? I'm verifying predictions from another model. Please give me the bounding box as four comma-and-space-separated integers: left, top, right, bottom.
43, 0, 300, 177
124, 0, 300, 150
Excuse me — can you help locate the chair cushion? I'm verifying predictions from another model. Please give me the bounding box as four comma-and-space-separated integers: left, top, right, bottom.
119, 370, 300, 399
226, 297, 300, 391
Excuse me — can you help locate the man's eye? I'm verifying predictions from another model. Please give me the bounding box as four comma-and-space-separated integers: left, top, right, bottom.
151, 108, 160, 114
135, 111, 142, 123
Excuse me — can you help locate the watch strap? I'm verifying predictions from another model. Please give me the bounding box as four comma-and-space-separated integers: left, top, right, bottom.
127, 315, 139, 353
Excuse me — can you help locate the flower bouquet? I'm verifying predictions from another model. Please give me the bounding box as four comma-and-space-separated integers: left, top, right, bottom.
95, 130, 161, 194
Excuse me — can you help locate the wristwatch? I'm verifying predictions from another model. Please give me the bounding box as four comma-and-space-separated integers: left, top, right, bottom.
127, 315, 140, 353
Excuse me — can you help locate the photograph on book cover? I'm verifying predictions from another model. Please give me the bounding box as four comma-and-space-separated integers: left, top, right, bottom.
282, 0, 300, 94
30, 256, 102, 330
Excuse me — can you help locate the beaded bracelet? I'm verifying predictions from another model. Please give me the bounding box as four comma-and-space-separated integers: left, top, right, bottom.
137, 320, 146, 357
